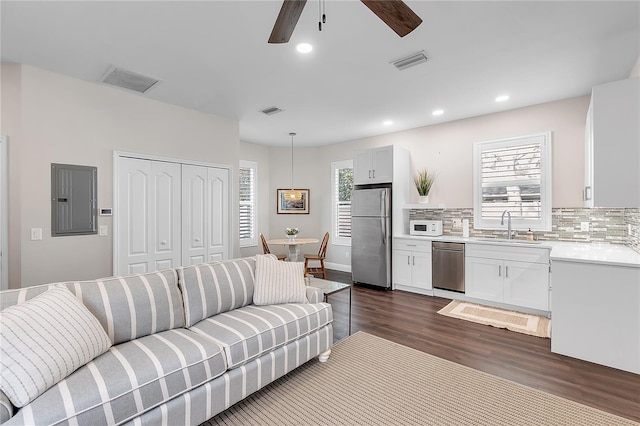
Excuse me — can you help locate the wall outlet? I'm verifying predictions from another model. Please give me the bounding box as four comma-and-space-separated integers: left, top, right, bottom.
580, 222, 589, 232
452, 219, 461, 229
99, 225, 108, 236
30, 228, 42, 241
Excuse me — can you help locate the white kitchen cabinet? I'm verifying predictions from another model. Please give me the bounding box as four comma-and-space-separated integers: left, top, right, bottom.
465, 244, 550, 311
551, 259, 640, 374
353, 146, 393, 184
584, 77, 640, 207
393, 238, 432, 294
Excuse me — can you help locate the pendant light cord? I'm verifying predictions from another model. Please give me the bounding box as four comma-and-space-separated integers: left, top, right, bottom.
289, 132, 296, 190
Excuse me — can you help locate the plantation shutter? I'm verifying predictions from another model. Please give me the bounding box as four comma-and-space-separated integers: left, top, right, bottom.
479, 142, 542, 221
239, 164, 255, 245
334, 166, 352, 239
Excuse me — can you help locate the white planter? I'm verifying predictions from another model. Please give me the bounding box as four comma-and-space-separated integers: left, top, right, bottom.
418, 195, 430, 204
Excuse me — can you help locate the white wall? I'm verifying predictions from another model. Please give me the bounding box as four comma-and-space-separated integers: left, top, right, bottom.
238, 141, 271, 258
2, 65, 240, 287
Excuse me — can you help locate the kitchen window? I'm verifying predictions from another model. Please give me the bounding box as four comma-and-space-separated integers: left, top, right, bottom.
473, 132, 552, 232
332, 160, 353, 246
239, 160, 257, 247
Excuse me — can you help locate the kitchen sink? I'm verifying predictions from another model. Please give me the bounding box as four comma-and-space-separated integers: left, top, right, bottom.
474, 238, 542, 245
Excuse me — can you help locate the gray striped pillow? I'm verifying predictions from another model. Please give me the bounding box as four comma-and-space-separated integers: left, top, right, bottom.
253, 255, 307, 305
0, 286, 112, 407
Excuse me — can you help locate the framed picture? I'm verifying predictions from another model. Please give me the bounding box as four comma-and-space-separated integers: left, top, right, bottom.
277, 189, 310, 214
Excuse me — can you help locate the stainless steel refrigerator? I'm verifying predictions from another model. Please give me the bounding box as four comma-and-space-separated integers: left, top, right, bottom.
351, 186, 392, 289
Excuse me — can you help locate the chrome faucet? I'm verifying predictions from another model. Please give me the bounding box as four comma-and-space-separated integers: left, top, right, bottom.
501, 210, 513, 240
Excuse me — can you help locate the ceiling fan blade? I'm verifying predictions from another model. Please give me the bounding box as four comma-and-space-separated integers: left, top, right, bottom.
360, 0, 422, 37
268, 0, 308, 44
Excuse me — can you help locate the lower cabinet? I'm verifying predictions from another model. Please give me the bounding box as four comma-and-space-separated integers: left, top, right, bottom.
393, 238, 432, 293
465, 244, 550, 311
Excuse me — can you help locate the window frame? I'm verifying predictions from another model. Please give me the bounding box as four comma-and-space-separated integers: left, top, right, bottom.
331, 159, 353, 246
239, 160, 258, 248
473, 132, 552, 232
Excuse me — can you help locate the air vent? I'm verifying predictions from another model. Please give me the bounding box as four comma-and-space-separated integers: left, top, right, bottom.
391, 51, 428, 71
261, 106, 283, 116
101, 67, 160, 93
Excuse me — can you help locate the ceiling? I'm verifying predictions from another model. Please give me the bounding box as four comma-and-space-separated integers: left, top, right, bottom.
2, 1, 639, 147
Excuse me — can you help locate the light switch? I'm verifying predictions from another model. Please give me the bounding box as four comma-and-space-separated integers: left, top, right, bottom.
580, 222, 589, 232
99, 225, 108, 236
31, 228, 42, 241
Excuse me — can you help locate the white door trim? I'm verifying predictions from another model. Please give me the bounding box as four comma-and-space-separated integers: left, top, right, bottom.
113, 150, 234, 275
0, 135, 8, 289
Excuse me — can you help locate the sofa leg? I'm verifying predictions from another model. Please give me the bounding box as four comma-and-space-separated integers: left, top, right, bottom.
318, 349, 331, 363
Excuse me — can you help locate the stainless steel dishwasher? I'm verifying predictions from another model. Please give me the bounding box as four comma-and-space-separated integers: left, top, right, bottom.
432, 242, 465, 293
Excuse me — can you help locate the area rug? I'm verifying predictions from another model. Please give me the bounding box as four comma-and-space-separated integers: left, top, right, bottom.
438, 300, 551, 338
203, 332, 636, 426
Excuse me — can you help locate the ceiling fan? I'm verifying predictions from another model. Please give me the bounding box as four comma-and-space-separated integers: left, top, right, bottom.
268, 0, 422, 44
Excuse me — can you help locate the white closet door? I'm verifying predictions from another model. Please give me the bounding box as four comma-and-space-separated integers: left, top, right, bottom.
182, 165, 229, 265
207, 167, 229, 262
117, 158, 181, 274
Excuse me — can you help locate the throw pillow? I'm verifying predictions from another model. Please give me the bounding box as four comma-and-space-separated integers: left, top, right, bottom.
0, 286, 112, 407
253, 254, 307, 305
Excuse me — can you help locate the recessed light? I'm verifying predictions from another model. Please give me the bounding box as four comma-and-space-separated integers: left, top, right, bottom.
495, 95, 510, 102
383, 120, 393, 126
432, 109, 444, 116
296, 43, 313, 54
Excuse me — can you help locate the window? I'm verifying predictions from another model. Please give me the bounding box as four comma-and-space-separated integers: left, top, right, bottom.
473, 132, 552, 231
239, 160, 257, 247
332, 160, 353, 245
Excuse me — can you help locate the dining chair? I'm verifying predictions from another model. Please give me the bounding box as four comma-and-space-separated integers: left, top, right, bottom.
304, 232, 330, 279
260, 233, 287, 261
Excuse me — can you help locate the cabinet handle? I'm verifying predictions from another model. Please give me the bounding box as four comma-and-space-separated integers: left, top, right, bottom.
372, 169, 376, 178
498, 265, 501, 277
369, 170, 372, 179
505, 266, 509, 278
407, 256, 410, 265
584, 186, 592, 201
412, 256, 415, 266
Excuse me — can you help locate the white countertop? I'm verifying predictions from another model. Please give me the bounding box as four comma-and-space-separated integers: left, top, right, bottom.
394, 234, 640, 268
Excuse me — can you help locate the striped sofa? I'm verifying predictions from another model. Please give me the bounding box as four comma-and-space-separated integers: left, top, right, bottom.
0, 257, 333, 425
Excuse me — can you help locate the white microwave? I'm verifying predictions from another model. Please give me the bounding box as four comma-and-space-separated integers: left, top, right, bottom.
409, 220, 443, 236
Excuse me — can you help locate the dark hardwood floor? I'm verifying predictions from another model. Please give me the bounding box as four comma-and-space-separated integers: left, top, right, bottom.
324, 270, 640, 423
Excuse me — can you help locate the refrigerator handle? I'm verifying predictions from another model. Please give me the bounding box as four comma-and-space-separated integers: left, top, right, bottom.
381, 216, 387, 244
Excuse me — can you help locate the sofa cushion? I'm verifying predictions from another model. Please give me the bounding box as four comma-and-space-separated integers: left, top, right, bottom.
63, 269, 185, 345
0, 270, 185, 346
177, 258, 256, 327
0, 287, 112, 407
6, 328, 227, 426
189, 302, 333, 369
253, 255, 307, 306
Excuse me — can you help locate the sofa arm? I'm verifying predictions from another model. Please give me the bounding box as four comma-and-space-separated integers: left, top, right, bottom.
306, 286, 325, 304
0, 391, 14, 424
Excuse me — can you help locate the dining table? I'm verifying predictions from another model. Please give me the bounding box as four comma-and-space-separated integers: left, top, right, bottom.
267, 237, 319, 262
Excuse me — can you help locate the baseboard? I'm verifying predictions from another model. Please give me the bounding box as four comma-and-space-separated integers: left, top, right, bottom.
326, 262, 351, 273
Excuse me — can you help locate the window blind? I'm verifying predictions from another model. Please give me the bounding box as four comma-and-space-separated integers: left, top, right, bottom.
239, 166, 255, 243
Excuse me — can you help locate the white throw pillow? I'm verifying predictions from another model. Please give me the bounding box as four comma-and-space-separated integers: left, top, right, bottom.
0, 286, 112, 407
253, 254, 307, 305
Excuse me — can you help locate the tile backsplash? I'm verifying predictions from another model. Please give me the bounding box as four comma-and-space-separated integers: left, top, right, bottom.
409, 207, 640, 254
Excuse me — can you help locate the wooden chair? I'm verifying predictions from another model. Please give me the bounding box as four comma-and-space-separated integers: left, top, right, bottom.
260, 233, 286, 261
304, 232, 330, 279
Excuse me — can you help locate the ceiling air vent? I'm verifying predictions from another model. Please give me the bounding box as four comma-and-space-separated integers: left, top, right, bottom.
391, 51, 428, 71
101, 67, 160, 93
261, 106, 283, 116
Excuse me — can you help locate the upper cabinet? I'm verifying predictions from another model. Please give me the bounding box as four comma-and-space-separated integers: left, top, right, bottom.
584, 77, 640, 208
353, 146, 394, 184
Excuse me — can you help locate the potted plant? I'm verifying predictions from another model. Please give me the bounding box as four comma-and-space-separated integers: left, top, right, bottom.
414, 169, 436, 203
285, 227, 299, 241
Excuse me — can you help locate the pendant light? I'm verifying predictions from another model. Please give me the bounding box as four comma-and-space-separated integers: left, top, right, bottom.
283, 132, 302, 202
